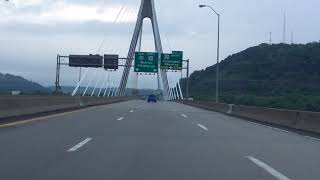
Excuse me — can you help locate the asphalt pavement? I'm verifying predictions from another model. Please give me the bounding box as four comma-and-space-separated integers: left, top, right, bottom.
0, 100, 319, 180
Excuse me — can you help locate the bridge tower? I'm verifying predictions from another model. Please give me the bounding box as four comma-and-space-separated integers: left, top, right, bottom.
118, 0, 169, 99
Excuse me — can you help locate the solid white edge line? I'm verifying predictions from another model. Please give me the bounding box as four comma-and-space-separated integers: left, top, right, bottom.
0, 107, 95, 128
197, 123, 208, 131
271, 127, 291, 134
304, 136, 320, 141
248, 121, 320, 142
117, 117, 124, 121
247, 121, 293, 134
181, 114, 188, 118
246, 156, 291, 180
67, 138, 92, 152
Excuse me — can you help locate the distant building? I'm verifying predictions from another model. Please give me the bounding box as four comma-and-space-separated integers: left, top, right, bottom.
11, 91, 21, 95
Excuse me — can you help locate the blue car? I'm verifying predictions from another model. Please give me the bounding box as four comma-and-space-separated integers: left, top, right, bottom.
147, 95, 157, 103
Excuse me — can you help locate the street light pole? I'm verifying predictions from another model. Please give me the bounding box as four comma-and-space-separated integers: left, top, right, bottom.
216, 13, 220, 103
199, 4, 220, 103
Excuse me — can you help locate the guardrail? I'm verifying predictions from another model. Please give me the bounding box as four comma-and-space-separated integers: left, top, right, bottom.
179, 100, 320, 134
0, 96, 132, 120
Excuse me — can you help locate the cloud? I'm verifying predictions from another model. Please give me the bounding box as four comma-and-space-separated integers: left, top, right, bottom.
0, 0, 320, 88
13, 0, 44, 7
0, 0, 137, 25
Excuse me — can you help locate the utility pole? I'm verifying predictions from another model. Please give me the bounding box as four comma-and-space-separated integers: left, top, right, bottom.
291, 30, 294, 44
269, 32, 272, 45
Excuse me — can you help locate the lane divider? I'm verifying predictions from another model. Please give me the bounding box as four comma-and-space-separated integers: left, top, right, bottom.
246, 156, 291, 180
67, 138, 92, 152
181, 114, 188, 118
197, 124, 208, 131
117, 117, 124, 121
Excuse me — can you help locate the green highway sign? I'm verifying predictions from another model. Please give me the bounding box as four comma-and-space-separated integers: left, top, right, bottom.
134, 52, 159, 73
160, 51, 183, 70
160, 53, 171, 69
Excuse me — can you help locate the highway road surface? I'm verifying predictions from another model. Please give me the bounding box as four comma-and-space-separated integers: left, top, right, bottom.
0, 100, 320, 180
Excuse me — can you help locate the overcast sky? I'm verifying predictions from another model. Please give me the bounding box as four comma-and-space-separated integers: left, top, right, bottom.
0, 0, 319, 89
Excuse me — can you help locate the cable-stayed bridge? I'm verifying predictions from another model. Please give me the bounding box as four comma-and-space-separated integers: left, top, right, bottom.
54, 0, 189, 101
2, 1, 320, 180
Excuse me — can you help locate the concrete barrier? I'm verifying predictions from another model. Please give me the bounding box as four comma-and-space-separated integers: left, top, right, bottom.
231, 105, 299, 128
179, 100, 320, 134
0, 96, 132, 120
179, 100, 229, 113
297, 111, 320, 133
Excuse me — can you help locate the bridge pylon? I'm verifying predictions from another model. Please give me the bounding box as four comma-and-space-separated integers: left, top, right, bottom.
118, 0, 169, 99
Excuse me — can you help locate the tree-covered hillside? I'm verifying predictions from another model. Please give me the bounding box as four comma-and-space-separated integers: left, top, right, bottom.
0, 73, 50, 94
181, 42, 320, 111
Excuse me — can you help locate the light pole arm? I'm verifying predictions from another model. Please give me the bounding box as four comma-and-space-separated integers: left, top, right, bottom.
206, 5, 220, 16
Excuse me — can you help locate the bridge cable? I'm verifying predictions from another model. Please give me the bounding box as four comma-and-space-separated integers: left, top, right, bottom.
82, 69, 97, 96
72, 5, 125, 96
98, 71, 109, 96
92, 6, 129, 97
168, 73, 173, 100
177, 77, 184, 99
107, 76, 116, 97
98, 6, 135, 96
103, 72, 112, 97
91, 70, 104, 96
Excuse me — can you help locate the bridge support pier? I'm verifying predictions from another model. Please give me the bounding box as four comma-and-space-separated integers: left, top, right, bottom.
118, 0, 169, 99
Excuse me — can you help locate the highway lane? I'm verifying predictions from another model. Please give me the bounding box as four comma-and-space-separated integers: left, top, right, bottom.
0, 101, 142, 180
0, 100, 320, 179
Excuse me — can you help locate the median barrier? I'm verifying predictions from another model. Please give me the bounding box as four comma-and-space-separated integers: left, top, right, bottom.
0, 96, 132, 120
179, 100, 229, 113
179, 100, 320, 134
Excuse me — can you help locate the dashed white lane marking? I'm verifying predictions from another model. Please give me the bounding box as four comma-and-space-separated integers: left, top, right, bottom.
181, 114, 188, 118
246, 156, 291, 180
130, 110, 134, 113
67, 138, 92, 152
117, 117, 124, 121
197, 124, 208, 131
